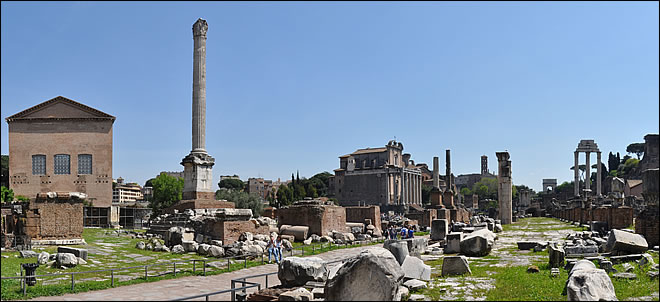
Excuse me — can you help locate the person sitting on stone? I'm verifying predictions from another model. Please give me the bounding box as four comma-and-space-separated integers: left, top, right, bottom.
275, 235, 283, 263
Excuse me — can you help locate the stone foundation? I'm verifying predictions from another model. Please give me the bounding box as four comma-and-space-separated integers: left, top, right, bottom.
277, 200, 348, 237
345, 206, 382, 232
164, 199, 235, 214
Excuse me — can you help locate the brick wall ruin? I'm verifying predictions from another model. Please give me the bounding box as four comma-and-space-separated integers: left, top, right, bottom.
164, 199, 235, 214
277, 200, 348, 237
553, 206, 633, 230
345, 206, 382, 232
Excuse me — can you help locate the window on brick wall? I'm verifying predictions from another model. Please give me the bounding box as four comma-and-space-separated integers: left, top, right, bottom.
32, 154, 46, 175
54, 154, 70, 175
78, 154, 92, 174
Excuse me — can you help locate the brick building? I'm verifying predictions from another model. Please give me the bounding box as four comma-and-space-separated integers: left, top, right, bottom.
5, 96, 115, 207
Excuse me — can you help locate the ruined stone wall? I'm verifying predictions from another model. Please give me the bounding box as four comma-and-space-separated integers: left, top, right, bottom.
165, 199, 235, 214
635, 208, 659, 247
25, 201, 83, 240
8, 120, 114, 208
338, 172, 387, 206
345, 206, 382, 231
220, 221, 270, 245
450, 208, 470, 224
555, 207, 633, 230
277, 205, 347, 237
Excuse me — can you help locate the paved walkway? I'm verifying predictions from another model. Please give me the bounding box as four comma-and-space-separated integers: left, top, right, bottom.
32, 244, 378, 301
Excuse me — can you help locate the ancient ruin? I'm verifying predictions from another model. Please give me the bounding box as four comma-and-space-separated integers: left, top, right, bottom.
496, 152, 512, 224
574, 139, 602, 197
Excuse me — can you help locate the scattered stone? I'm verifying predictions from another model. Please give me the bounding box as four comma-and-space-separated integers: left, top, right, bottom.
403, 279, 427, 291
565, 259, 577, 271
136, 242, 146, 250
566, 260, 617, 301
278, 287, 313, 301
441, 255, 471, 276
239, 232, 254, 242
278, 257, 328, 287
409, 294, 428, 301
610, 254, 644, 264
493, 224, 503, 233
605, 229, 648, 255
431, 219, 449, 241
613, 272, 636, 280
384, 241, 409, 265
548, 243, 565, 268
551, 268, 560, 277
210, 240, 223, 246
638, 253, 656, 268
621, 263, 634, 272
598, 260, 617, 274
527, 265, 540, 273
303, 238, 313, 245
647, 271, 659, 279
459, 229, 495, 257
517, 241, 537, 250
444, 233, 463, 254
320, 236, 334, 243
564, 245, 598, 257
20, 250, 37, 258
77, 257, 87, 265
401, 255, 431, 281
57, 246, 88, 260
182, 241, 199, 253
325, 247, 404, 301
402, 238, 428, 256
172, 245, 185, 254
197, 244, 211, 255
208, 246, 225, 258
56, 253, 78, 267
37, 252, 50, 265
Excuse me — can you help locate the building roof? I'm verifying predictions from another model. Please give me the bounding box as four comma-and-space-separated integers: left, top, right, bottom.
6, 96, 115, 122
350, 147, 387, 155
627, 179, 643, 188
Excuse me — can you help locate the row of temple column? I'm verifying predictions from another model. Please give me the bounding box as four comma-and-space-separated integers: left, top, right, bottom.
402, 171, 422, 205
573, 151, 602, 197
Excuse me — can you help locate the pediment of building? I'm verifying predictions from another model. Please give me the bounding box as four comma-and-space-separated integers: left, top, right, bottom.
6, 96, 115, 122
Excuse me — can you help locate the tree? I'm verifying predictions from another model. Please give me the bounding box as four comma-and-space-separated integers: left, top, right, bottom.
144, 178, 155, 188
1, 186, 14, 203
626, 143, 645, 159
460, 187, 472, 196
277, 185, 294, 206
1, 155, 8, 188
215, 190, 263, 217
471, 177, 498, 200
308, 172, 332, 197
218, 178, 245, 191
150, 172, 184, 214
608, 152, 619, 173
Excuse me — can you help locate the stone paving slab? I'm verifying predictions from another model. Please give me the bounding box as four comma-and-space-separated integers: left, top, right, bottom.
31, 244, 377, 301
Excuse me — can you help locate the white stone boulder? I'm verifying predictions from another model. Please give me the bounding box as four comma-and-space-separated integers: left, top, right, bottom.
431, 219, 449, 241
401, 255, 431, 281
548, 242, 565, 268
459, 229, 495, 257
197, 244, 211, 255
182, 241, 199, 253
278, 257, 328, 287
384, 240, 409, 265
278, 287, 313, 301
172, 245, 185, 254
38, 252, 50, 265
403, 279, 427, 291
442, 255, 471, 276
136, 241, 146, 250
325, 247, 404, 301
56, 253, 78, 267
566, 260, 617, 301
239, 232, 254, 242
605, 229, 648, 255
208, 246, 225, 258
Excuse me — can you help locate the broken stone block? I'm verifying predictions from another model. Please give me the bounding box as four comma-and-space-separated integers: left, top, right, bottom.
599, 260, 617, 274
281, 225, 310, 242
182, 241, 198, 253
638, 253, 656, 268
459, 229, 495, 257
444, 233, 463, 254
564, 245, 598, 257
403, 279, 427, 291
517, 241, 538, 250
57, 247, 88, 260
610, 254, 644, 264
278, 287, 313, 301
56, 253, 78, 268
401, 255, 431, 281
77, 257, 87, 265
136, 242, 146, 250
430, 219, 448, 241
402, 238, 428, 256
208, 246, 224, 258
278, 257, 328, 287
551, 268, 560, 277
37, 252, 50, 265
613, 272, 636, 280
172, 245, 185, 254
566, 260, 617, 301
409, 294, 428, 301
384, 240, 409, 265
494, 224, 503, 233
622, 263, 634, 272
441, 255, 471, 276
20, 250, 38, 258
647, 271, 659, 279
605, 229, 648, 255
325, 247, 404, 301
239, 232, 254, 242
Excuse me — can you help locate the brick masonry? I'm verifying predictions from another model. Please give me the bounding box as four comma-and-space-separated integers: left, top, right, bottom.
25, 201, 84, 240
277, 203, 348, 237
345, 206, 382, 232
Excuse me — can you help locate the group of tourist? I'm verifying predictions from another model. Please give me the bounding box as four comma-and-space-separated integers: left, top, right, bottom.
384, 225, 415, 240
266, 234, 284, 264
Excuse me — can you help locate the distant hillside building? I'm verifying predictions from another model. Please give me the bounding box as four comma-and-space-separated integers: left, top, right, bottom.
329, 140, 422, 211
112, 177, 144, 205
456, 155, 496, 190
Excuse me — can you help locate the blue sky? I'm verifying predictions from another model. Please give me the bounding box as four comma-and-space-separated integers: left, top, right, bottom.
2, 2, 658, 192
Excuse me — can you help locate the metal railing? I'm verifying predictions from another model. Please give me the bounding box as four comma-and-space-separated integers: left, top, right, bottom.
2, 238, 384, 298
171, 238, 384, 301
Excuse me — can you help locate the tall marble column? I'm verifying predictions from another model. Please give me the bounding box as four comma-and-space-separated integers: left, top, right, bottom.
585, 151, 591, 193
496, 152, 512, 224
574, 151, 580, 197
597, 152, 602, 197
433, 157, 440, 189
181, 18, 215, 201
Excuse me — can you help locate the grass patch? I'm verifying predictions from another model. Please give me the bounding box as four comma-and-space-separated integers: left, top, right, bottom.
414, 231, 429, 236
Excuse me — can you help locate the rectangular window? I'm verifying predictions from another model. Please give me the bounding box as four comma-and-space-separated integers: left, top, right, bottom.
32, 155, 46, 175
54, 154, 70, 175
78, 154, 92, 174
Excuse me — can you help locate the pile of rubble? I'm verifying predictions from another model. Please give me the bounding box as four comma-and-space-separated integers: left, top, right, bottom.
430, 216, 499, 257
20, 246, 89, 269
248, 240, 430, 301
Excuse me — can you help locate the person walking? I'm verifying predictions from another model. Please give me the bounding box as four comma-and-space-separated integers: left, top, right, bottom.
267, 234, 277, 264
275, 235, 283, 263
408, 227, 414, 239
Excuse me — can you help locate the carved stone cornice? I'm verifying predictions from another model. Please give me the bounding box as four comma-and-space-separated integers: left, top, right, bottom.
193, 18, 208, 37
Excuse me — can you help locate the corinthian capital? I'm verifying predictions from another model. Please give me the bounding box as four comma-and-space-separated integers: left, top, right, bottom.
193, 18, 208, 37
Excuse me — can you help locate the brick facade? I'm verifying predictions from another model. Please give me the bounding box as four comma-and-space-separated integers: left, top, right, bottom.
24, 200, 84, 240
345, 206, 382, 232
553, 207, 633, 230
277, 202, 348, 237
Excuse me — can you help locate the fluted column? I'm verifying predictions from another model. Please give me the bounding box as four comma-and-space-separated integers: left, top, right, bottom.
574, 151, 580, 197
585, 151, 591, 193
192, 19, 208, 154
433, 157, 440, 189
597, 152, 602, 197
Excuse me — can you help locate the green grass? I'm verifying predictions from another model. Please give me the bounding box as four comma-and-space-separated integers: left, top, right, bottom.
414, 217, 659, 301
414, 231, 429, 236
1, 229, 383, 300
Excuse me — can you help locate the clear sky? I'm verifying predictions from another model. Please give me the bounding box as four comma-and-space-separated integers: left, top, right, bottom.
1, 2, 658, 192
